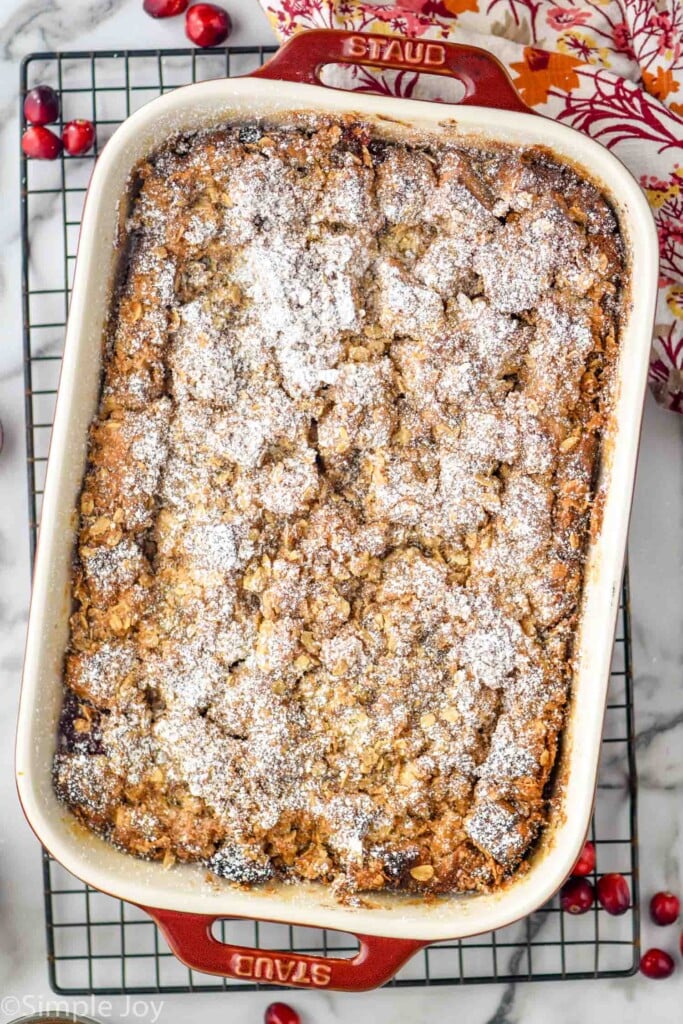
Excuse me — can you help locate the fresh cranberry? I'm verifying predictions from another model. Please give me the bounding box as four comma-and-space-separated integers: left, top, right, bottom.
265, 1004, 301, 1024
571, 840, 596, 877
596, 873, 630, 915
640, 948, 675, 979
143, 0, 189, 16
560, 876, 595, 914
63, 119, 95, 155
185, 3, 231, 47
22, 125, 63, 160
24, 84, 60, 125
650, 891, 680, 926
62, 119, 95, 156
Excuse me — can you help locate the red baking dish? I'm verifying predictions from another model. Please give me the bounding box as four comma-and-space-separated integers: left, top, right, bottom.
16, 29, 658, 990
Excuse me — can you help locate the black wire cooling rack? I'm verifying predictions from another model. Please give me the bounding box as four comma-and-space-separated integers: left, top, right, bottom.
21, 46, 640, 996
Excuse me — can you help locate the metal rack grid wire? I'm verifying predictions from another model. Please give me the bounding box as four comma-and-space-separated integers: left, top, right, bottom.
21, 47, 640, 995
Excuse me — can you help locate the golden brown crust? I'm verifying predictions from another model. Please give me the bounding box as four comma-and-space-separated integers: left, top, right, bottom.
54, 116, 625, 897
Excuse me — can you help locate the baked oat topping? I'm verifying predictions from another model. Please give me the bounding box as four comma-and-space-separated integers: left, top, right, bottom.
54, 115, 624, 897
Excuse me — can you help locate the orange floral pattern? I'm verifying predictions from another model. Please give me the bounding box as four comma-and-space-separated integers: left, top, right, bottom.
510, 48, 583, 104
444, 0, 479, 14
642, 66, 680, 100
262, 0, 683, 412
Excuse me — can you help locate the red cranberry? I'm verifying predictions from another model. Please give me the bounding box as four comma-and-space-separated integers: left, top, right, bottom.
143, 0, 189, 15
571, 840, 596, 877
185, 3, 231, 47
640, 948, 675, 979
62, 119, 96, 156
560, 876, 595, 914
650, 891, 680, 926
265, 1004, 301, 1024
22, 125, 63, 160
596, 873, 630, 915
24, 84, 60, 125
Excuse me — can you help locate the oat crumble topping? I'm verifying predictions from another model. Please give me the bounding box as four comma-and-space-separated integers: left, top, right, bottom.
54, 115, 624, 896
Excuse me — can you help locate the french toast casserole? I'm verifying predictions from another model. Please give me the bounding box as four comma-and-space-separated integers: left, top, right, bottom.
54, 114, 625, 897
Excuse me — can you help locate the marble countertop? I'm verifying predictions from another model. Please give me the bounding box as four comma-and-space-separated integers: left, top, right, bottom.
1, 1, 682, 1020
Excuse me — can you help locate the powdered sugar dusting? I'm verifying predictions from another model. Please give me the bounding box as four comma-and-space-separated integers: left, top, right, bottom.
233, 230, 368, 395
56, 116, 625, 895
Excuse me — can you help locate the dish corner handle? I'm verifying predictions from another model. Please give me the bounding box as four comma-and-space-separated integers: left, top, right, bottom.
250, 29, 530, 114
140, 904, 426, 991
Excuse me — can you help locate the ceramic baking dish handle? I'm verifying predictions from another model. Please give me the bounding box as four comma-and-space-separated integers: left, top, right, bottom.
250, 28, 530, 113
141, 905, 425, 991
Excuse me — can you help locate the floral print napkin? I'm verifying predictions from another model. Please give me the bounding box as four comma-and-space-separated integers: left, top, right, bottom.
258, 0, 683, 412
